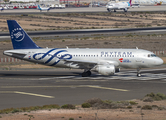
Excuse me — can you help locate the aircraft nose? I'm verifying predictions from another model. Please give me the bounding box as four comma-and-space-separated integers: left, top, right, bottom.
156, 58, 163, 65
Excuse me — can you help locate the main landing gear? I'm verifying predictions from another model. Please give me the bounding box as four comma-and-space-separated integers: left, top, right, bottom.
137, 68, 141, 77
82, 70, 91, 77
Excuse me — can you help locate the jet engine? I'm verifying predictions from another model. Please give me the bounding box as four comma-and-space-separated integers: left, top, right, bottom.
95, 65, 115, 76
115, 67, 120, 73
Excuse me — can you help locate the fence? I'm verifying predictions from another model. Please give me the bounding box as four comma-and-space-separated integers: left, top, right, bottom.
0, 58, 22, 63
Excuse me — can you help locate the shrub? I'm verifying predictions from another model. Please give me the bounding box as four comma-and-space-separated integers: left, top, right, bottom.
158, 107, 165, 110
126, 34, 133, 37
152, 105, 158, 108
142, 105, 152, 110
129, 101, 138, 105
12, 109, 20, 113
85, 98, 103, 106
137, 106, 141, 108
61, 104, 75, 109
42, 104, 60, 109
156, 93, 166, 100
102, 100, 113, 104
81, 103, 91, 108
127, 106, 132, 109
69, 118, 74, 120
145, 92, 166, 101
143, 97, 154, 102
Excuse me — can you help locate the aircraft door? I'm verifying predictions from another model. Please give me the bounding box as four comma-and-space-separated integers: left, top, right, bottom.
136, 54, 142, 63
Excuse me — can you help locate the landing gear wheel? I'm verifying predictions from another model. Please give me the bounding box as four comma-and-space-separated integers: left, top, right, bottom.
124, 9, 127, 12
107, 8, 111, 12
82, 71, 91, 77
114, 9, 116, 12
137, 68, 141, 77
137, 73, 141, 77
87, 71, 91, 76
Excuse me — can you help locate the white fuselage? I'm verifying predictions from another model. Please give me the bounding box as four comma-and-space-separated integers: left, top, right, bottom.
106, 2, 130, 11
39, 7, 50, 11
0, 7, 3, 11
4, 48, 163, 70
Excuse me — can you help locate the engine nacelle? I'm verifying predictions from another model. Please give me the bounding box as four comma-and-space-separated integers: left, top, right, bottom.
115, 67, 120, 73
96, 65, 115, 76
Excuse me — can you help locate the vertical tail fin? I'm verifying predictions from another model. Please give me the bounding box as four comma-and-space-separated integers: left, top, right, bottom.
38, 5, 41, 9
7, 20, 40, 49
129, 0, 132, 6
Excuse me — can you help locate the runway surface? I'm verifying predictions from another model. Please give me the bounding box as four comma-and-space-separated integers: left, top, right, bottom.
0, 66, 166, 109
0, 5, 166, 15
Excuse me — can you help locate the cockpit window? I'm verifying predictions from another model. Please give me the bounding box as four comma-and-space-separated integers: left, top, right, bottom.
148, 54, 157, 57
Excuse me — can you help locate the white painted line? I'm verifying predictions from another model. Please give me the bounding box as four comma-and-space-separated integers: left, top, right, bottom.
14, 91, 55, 98
0, 91, 54, 98
88, 85, 129, 92
0, 85, 129, 92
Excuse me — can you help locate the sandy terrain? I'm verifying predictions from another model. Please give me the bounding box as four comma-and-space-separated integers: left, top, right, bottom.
1, 100, 166, 120
0, 12, 166, 32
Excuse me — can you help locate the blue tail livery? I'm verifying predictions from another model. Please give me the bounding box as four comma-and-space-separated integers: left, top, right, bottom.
7, 20, 40, 49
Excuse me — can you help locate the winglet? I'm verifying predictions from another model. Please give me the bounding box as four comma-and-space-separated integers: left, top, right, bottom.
7, 20, 40, 49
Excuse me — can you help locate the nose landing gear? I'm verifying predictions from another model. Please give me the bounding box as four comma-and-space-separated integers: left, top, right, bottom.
137, 68, 141, 77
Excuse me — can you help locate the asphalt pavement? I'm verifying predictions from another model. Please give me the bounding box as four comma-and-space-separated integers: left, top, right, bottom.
0, 67, 166, 109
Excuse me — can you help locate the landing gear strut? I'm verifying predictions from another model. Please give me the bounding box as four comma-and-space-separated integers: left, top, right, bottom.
137, 68, 141, 77
82, 70, 91, 77
107, 8, 111, 12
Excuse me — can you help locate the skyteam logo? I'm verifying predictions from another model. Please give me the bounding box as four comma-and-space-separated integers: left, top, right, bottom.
119, 58, 131, 63
33, 49, 72, 66
11, 28, 25, 42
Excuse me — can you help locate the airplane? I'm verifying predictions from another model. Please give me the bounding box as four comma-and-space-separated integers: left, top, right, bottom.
0, 7, 4, 11
106, 0, 132, 12
37, 5, 50, 12
4, 20, 163, 77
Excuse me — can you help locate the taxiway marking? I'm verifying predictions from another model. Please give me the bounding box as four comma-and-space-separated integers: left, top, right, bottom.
0, 85, 128, 92
0, 91, 54, 98
88, 85, 129, 91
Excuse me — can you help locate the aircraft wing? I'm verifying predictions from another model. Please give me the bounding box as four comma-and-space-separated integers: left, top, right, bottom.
63, 59, 97, 69
62, 59, 119, 69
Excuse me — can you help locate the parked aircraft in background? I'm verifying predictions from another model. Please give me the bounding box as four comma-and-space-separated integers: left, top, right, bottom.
0, 7, 4, 11
38, 5, 50, 12
106, 0, 132, 12
4, 20, 163, 77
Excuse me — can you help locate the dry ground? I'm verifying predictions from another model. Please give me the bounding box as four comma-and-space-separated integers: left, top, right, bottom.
0, 12, 166, 32
1, 33, 166, 60
1, 12, 166, 59
1, 100, 166, 120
